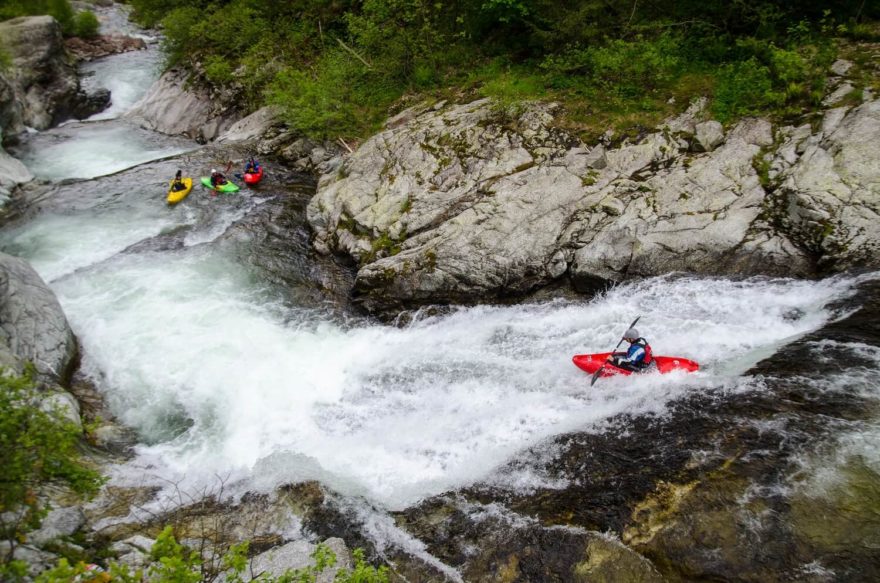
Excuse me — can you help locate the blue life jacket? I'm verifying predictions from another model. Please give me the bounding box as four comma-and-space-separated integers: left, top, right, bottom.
622, 338, 652, 366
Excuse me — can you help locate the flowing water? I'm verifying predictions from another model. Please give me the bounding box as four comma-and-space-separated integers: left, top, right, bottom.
2, 8, 879, 576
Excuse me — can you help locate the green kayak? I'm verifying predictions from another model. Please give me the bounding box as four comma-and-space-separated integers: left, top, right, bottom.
200, 177, 240, 193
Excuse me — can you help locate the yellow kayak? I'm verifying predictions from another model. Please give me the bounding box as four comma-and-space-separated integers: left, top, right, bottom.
167, 177, 193, 205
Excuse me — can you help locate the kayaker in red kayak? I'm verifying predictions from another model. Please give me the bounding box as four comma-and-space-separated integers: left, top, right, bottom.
609, 327, 653, 372
245, 157, 260, 174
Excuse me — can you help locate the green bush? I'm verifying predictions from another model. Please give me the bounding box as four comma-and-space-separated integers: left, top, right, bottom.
0, 367, 104, 578
36, 531, 390, 583
160, 6, 201, 67
72, 10, 100, 38
47, 0, 74, 35
541, 33, 681, 98
711, 58, 783, 123
0, 0, 75, 34
0, 46, 11, 71
203, 55, 233, 85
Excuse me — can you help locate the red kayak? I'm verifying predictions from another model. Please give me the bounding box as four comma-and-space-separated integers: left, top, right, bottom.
572, 352, 699, 378
244, 165, 264, 186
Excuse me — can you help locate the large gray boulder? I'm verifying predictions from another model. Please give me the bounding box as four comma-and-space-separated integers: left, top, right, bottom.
126, 68, 239, 142
310, 97, 863, 311
0, 72, 24, 138
0, 143, 33, 203
243, 538, 351, 583
0, 252, 77, 383
0, 15, 104, 130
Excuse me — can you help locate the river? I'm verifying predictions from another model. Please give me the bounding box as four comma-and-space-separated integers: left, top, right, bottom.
1, 6, 878, 579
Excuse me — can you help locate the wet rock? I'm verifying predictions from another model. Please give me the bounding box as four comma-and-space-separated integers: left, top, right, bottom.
71, 86, 111, 119
388, 280, 880, 581
395, 496, 663, 583
0, 251, 78, 383
216, 106, 283, 144
0, 143, 33, 203
0, 15, 97, 129
0, 72, 24, 137
126, 68, 240, 142
64, 35, 147, 61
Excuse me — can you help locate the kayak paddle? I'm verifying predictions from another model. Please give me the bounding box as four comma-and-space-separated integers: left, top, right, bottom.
590, 315, 641, 386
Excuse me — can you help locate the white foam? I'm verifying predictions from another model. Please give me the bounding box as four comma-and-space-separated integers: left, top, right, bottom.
82, 49, 163, 121
11, 121, 194, 181
48, 255, 873, 510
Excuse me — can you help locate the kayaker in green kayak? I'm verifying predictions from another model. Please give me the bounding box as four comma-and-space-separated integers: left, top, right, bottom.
210, 168, 229, 187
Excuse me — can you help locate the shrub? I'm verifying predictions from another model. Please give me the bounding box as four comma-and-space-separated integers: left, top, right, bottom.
35, 533, 390, 583
541, 33, 681, 98
47, 0, 75, 35
0, 46, 11, 71
203, 55, 233, 85
0, 367, 104, 578
711, 58, 783, 123
72, 10, 100, 38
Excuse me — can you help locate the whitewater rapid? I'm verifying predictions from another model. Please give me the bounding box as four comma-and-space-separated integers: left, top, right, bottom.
1, 7, 877, 522
3, 167, 869, 509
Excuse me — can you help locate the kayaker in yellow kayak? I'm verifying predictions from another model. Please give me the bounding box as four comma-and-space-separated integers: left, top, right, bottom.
170, 169, 187, 192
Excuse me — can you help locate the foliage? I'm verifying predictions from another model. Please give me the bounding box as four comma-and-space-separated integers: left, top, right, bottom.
99, 0, 880, 138
541, 33, 681, 97
72, 10, 100, 38
0, 366, 104, 576
35, 531, 390, 583
711, 58, 781, 123
0, 0, 76, 35
0, 45, 11, 71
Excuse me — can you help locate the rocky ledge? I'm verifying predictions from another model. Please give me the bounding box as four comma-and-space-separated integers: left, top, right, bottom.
65, 34, 147, 61
308, 82, 879, 314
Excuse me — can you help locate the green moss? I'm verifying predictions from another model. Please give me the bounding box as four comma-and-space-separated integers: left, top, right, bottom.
791, 457, 880, 554
424, 249, 437, 272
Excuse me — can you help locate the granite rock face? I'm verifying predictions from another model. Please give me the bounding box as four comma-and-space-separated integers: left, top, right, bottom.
308, 95, 878, 312
125, 68, 240, 142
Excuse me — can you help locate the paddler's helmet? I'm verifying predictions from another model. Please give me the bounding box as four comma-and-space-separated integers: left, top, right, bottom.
624, 328, 639, 341
211, 168, 217, 174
